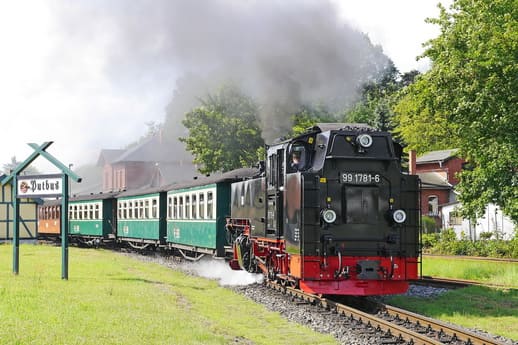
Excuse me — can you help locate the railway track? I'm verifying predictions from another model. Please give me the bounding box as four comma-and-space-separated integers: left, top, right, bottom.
266, 280, 507, 345
414, 276, 517, 290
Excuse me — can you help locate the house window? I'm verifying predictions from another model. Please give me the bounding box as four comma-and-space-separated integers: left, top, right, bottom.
428, 195, 439, 216
449, 211, 463, 226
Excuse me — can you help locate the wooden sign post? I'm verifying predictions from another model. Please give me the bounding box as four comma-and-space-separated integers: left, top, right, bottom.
1, 142, 81, 279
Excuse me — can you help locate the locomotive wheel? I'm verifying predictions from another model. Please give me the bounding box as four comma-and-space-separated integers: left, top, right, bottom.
268, 266, 279, 281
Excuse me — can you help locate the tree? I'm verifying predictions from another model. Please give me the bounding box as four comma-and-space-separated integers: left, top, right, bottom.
290, 104, 337, 137
180, 84, 264, 174
344, 61, 417, 132
393, 0, 518, 222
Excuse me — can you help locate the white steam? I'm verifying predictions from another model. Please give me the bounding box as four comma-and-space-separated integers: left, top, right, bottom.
184, 257, 263, 286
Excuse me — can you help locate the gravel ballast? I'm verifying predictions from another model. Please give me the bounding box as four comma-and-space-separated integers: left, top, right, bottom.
128, 252, 517, 345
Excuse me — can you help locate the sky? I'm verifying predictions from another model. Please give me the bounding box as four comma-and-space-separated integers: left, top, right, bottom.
0, 0, 450, 173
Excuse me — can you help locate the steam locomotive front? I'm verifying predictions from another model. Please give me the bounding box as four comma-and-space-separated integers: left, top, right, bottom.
284, 125, 420, 295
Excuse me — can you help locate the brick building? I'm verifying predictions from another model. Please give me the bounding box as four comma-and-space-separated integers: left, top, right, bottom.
409, 149, 463, 229
97, 134, 198, 192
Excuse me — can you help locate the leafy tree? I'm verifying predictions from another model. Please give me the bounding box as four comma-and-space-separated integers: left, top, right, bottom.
181, 84, 264, 173
393, 0, 518, 222
345, 61, 418, 131
290, 104, 337, 136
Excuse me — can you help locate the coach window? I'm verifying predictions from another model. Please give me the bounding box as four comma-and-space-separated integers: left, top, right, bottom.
191, 194, 197, 219
173, 196, 178, 219
69, 206, 73, 220
128, 201, 134, 219
123, 202, 128, 219
199, 192, 205, 219
207, 191, 214, 219
142, 200, 147, 219
185, 195, 190, 219
152, 198, 158, 218
88, 204, 93, 219
94, 204, 100, 219
179, 196, 184, 218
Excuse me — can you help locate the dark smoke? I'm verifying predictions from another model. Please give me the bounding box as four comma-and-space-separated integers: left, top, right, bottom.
51, 0, 390, 142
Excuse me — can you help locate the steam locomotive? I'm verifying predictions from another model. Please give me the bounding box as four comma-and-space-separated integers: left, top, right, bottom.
38, 123, 421, 296
228, 123, 420, 295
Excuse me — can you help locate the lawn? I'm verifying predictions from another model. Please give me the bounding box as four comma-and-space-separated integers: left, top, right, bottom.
420, 256, 518, 288
387, 255, 518, 340
0, 244, 338, 345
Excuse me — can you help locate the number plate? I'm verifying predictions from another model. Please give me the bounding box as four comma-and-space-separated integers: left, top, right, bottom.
341, 172, 381, 184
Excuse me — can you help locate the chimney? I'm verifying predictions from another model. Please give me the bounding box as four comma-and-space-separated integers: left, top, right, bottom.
409, 150, 417, 175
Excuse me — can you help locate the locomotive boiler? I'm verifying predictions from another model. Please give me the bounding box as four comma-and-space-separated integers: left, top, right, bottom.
229, 123, 421, 295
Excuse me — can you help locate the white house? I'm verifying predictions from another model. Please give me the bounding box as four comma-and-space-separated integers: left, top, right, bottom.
441, 201, 515, 240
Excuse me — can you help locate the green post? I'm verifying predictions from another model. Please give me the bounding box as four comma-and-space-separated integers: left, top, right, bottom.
12, 175, 19, 275
1, 142, 81, 278
61, 174, 69, 280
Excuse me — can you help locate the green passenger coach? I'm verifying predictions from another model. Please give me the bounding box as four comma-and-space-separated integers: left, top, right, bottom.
116, 187, 167, 249
68, 192, 119, 245
165, 168, 260, 259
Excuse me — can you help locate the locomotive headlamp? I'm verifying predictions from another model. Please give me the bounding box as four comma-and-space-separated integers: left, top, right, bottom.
321, 209, 337, 224
356, 134, 373, 148
392, 209, 407, 224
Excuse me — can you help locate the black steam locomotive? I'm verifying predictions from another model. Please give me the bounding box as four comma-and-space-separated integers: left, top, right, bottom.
228, 123, 420, 295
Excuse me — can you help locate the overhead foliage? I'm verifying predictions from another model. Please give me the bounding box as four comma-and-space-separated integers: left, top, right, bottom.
180, 84, 264, 174
345, 60, 420, 132
393, 0, 518, 222
290, 104, 337, 137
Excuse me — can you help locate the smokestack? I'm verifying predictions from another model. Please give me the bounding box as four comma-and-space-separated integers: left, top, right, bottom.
409, 150, 417, 175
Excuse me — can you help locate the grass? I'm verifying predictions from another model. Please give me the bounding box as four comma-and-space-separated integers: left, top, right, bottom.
0, 244, 338, 345
386, 255, 518, 341
420, 256, 518, 288
388, 286, 518, 341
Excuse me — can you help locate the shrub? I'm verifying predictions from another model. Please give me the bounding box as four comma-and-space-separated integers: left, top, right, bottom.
422, 216, 439, 233
424, 228, 518, 258
421, 233, 439, 249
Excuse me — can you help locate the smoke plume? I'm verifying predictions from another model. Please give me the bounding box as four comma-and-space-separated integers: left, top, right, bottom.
52, 0, 390, 142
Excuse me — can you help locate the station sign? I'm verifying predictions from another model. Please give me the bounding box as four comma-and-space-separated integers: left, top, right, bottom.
17, 173, 63, 198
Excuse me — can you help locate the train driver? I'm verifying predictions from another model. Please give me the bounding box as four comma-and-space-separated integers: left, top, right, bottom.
290, 149, 304, 171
